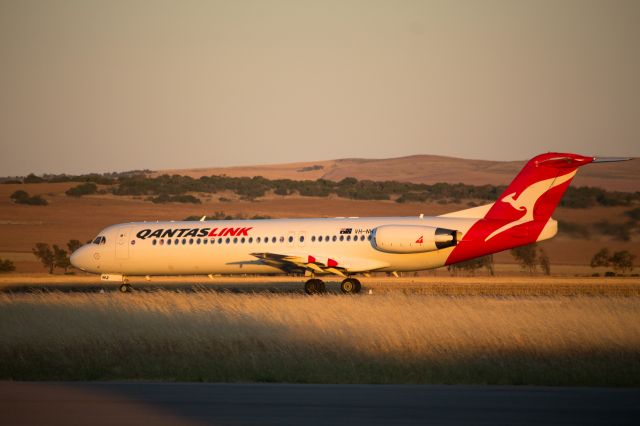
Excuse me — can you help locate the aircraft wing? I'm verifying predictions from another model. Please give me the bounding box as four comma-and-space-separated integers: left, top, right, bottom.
249, 251, 390, 277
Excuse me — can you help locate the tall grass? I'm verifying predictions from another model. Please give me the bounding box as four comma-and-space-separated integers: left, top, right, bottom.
1, 292, 639, 386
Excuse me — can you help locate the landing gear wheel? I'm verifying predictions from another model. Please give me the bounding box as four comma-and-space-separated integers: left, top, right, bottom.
341, 278, 361, 294
304, 278, 325, 295
119, 283, 132, 293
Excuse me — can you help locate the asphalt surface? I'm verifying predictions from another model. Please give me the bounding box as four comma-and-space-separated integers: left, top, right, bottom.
1, 382, 639, 425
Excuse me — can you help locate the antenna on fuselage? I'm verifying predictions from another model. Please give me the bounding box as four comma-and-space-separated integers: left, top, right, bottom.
199, 216, 207, 222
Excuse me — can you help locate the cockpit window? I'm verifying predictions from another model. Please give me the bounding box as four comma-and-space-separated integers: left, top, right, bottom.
93, 236, 106, 245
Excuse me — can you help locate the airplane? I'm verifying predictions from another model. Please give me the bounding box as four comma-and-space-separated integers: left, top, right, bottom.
70, 153, 630, 294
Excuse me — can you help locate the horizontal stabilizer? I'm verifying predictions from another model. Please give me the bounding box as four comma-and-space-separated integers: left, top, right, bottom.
592, 157, 633, 163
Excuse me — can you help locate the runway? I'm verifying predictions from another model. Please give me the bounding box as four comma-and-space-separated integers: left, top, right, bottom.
1, 382, 638, 425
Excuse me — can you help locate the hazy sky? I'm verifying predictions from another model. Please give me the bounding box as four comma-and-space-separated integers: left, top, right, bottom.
1, 0, 639, 176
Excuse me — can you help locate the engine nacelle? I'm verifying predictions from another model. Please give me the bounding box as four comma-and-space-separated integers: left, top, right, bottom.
373, 225, 459, 254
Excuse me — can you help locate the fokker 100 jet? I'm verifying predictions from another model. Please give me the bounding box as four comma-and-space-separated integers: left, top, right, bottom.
70, 153, 629, 294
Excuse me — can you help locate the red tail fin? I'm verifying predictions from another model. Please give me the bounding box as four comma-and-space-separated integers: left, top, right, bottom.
446, 153, 593, 264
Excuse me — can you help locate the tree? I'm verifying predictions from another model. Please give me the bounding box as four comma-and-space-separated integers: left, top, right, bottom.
67, 239, 82, 254
610, 250, 635, 273
33, 243, 55, 274
538, 248, 551, 275
448, 255, 494, 276
24, 173, 45, 183
0, 259, 15, 273
510, 244, 538, 274
590, 248, 611, 268
53, 245, 70, 273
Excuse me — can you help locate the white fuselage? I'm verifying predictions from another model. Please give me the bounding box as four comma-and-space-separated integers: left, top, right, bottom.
72, 215, 486, 276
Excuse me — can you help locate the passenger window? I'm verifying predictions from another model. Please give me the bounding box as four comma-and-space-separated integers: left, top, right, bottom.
346, 235, 351, 241
196, 238, 201, 244
182, 238, 186, 245
189, 239, 194, 245
288, 236, 293, 243
152, 240, 157, 246
272, 237, 276, 243
248, 237, 253, 243
226, 238, 230, 244
203, 239, 208, 245
257, 237, 261, 243
241, 237, 245, 244
218, 238, 222, 244
311, 236, 316, 242
159, 239, 164, 246
233, 237, 238, 244
339, 235, 344, 241
167, 239, 172, 246
332, 236, 337, 242
299, 236, 304, 243
279, 236, 284, 243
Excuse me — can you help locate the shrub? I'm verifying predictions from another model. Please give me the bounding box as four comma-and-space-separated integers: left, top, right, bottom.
65, 182, 98, 197
10, 190, 47, 206
150, 194, 201, 204
557, 220, 590, 239
10, 190, 28, 202
593, 220, 632, 241
0, 259, 15, 273
625, 207, 640, 222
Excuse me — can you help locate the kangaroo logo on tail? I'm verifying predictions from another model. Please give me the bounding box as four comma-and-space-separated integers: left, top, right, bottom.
484, 171, 576, 241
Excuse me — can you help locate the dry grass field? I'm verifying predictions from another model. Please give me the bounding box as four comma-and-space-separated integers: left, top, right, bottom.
1, 286, 639, 386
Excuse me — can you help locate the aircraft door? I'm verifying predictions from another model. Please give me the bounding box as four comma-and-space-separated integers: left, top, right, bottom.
115, 226, 131, 259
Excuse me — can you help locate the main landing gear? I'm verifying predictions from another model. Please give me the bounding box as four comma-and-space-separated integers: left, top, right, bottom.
304, 278, 325, 295
303, 277, 362, 295
340, 278, 361, 294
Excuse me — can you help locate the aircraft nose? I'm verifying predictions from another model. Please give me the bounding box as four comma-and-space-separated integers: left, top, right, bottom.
70, 246, 91, 271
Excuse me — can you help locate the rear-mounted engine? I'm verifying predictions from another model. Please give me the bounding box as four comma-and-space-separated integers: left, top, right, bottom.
373, 225, 459, 254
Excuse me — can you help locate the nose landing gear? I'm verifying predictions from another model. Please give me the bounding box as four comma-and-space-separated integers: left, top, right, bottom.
119, 278, 132, 293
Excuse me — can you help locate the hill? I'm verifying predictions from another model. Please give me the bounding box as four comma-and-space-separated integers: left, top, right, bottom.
154, 155, 639, 192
